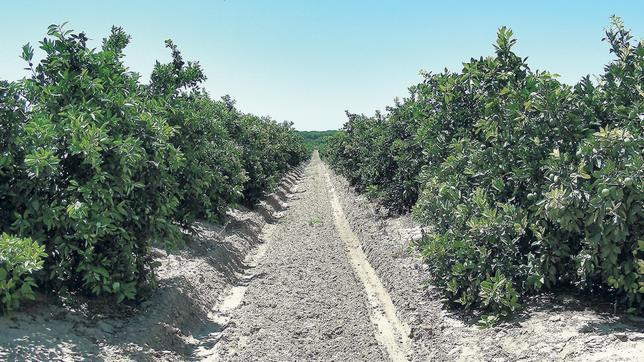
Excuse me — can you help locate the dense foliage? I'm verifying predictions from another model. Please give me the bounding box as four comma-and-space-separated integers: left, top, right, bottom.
149, 40, 246, 226
221, 98, 308, 205
0, 234, 46, 311
325, 18, 643, 320
0, 24, 307, 308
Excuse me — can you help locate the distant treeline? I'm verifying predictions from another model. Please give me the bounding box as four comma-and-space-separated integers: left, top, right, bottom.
298, 130, 338, 153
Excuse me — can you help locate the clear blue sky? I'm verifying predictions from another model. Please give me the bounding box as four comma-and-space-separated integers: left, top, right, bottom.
1, 1, 642, 130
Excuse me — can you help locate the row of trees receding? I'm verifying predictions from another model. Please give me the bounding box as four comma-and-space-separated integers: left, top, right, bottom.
324, 18, 642, 324
0, 24, 308, 310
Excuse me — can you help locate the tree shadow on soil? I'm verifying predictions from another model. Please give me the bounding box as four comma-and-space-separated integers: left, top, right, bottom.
264, 195, 287, 213
187, 219, 264, 285
0, 310, 102, 361
275, 188, 289, 201
431, 284, 644, 334
112, 275, 228, 360
256, 204, 280, 224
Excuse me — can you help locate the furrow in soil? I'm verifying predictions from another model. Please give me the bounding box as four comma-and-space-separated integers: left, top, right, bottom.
202, 152, 400, 361
322, 158, 413, 362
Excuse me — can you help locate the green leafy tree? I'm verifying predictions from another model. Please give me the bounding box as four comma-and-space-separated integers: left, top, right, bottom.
0, 234, 46, 312
6, 25, 182, 301
327, 18, 643, 320
0, 24, 307, 309
149, 40, 246, 226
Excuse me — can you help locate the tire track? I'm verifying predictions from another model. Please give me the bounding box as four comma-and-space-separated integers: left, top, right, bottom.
319, 154, 413, 361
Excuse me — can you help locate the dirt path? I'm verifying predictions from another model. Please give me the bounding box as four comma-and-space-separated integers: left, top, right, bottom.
206, 152, 409, 361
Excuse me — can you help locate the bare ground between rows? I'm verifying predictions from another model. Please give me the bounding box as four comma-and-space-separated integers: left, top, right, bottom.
0, 167, 306, 361
326, 164, 644, 361
209, 153, 391, 361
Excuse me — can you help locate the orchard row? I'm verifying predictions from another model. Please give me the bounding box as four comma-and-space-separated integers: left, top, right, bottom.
0, 24, 308, 310
324, 18, 642, 322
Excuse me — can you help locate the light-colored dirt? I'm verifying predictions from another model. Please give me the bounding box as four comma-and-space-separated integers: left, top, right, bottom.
323, 161, 412, 361
209, 152, 404, 361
